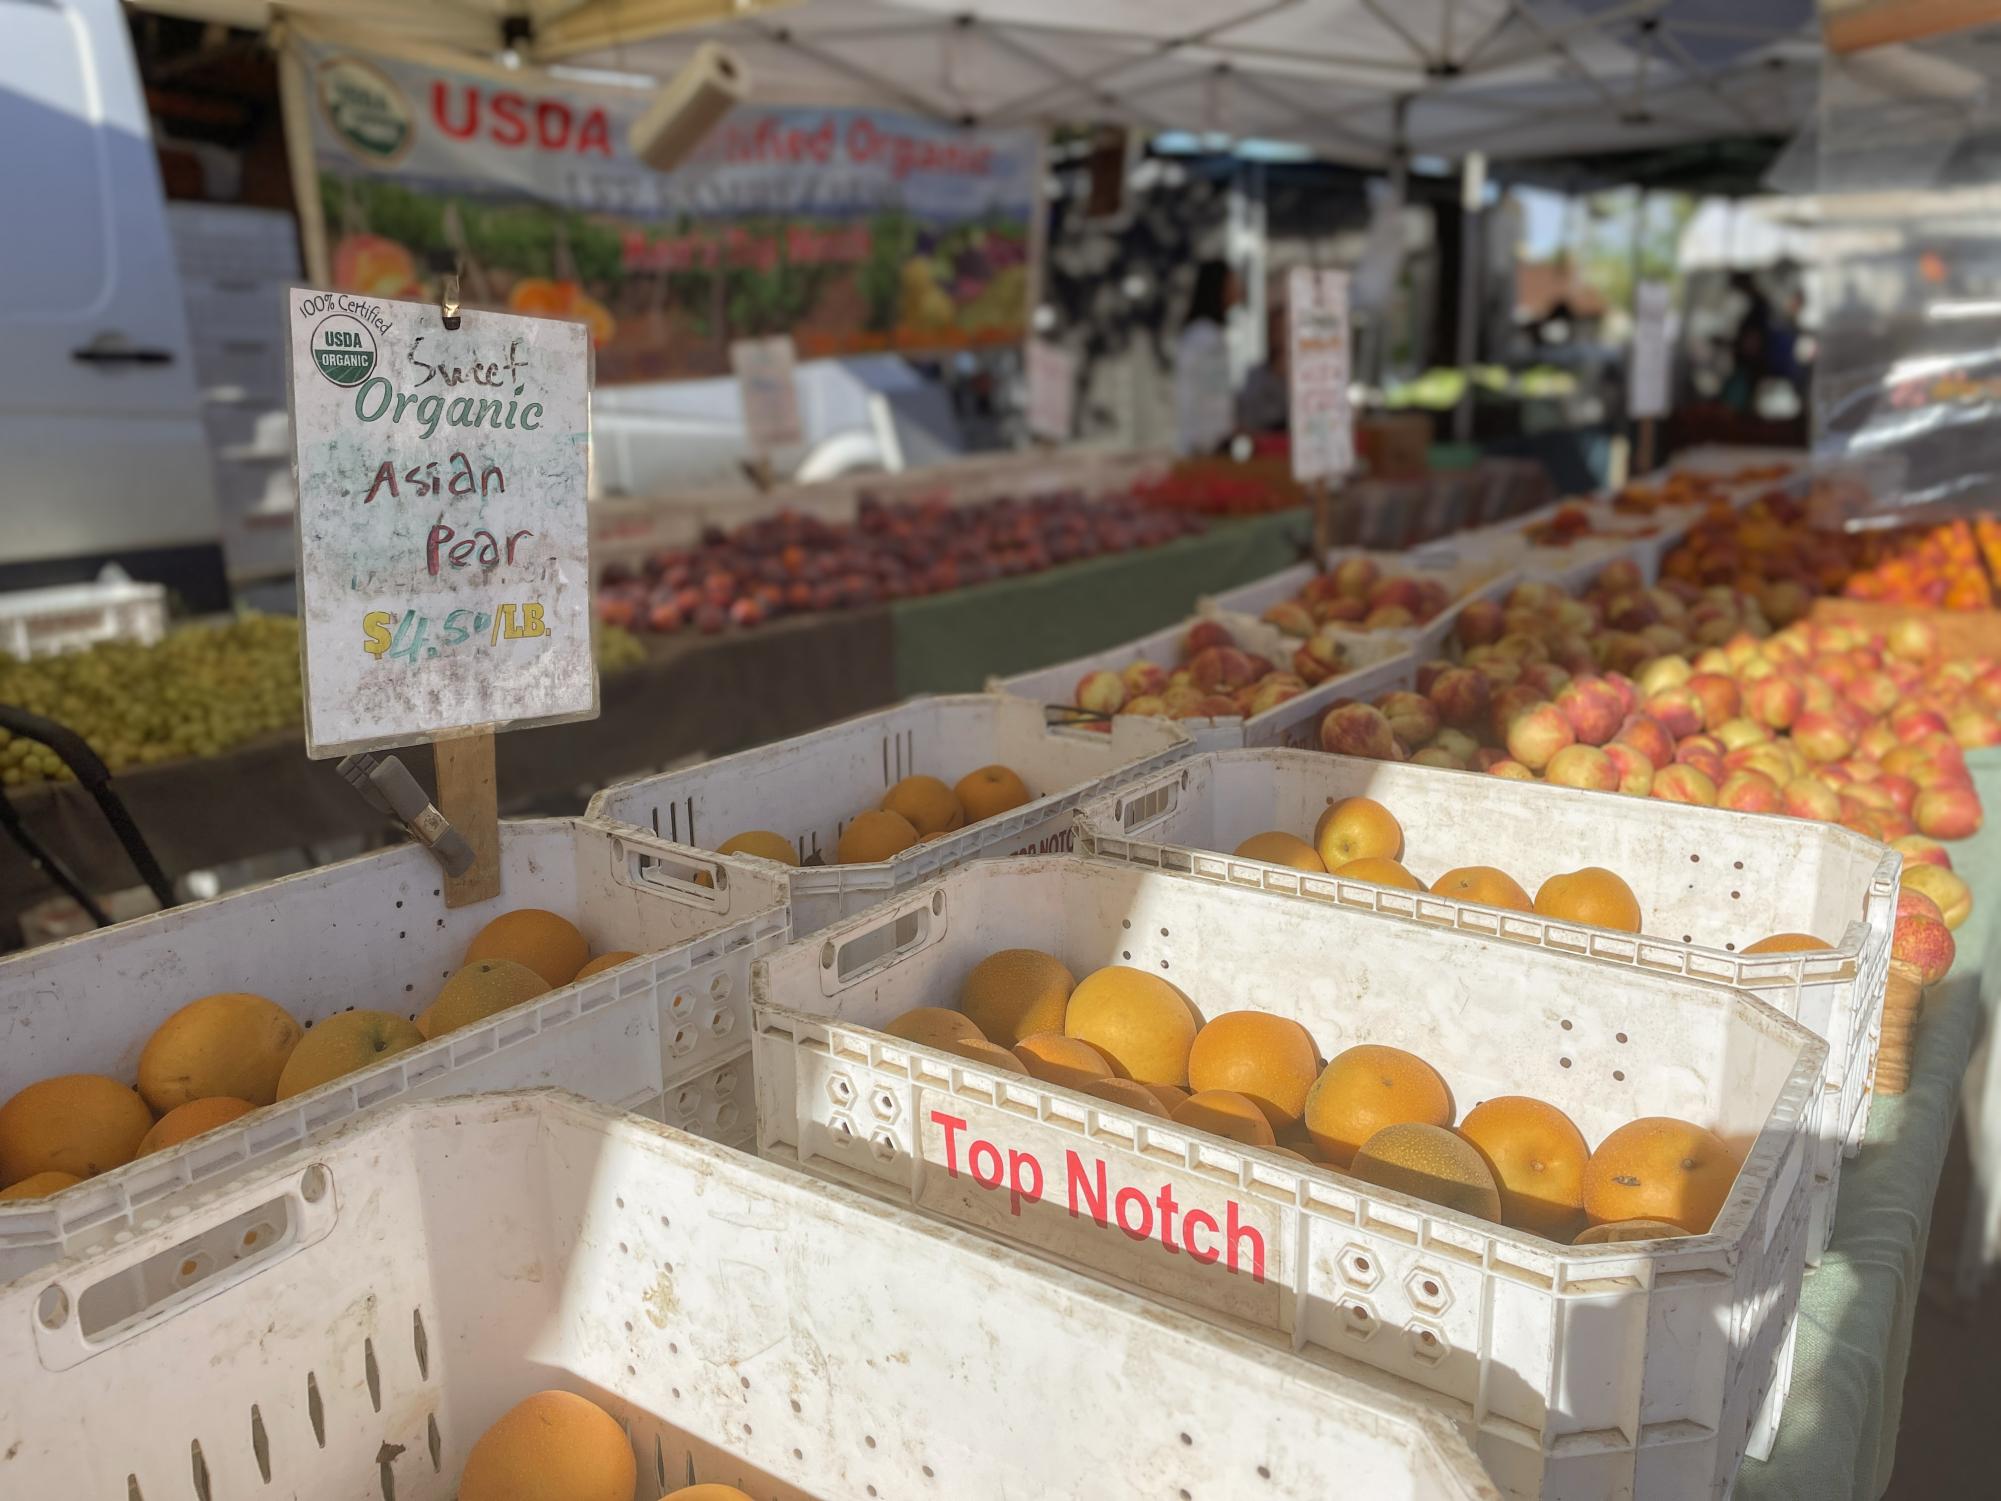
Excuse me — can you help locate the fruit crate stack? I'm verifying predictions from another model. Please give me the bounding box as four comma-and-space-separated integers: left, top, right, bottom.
0, 1091, 1498, 1501
749, 855, 1826, 1500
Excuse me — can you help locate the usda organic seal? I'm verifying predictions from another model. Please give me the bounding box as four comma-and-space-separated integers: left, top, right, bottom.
311, 314, 378, 387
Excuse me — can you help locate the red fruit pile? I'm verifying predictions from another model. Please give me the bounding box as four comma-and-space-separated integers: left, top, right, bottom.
1252, 556, 1458, 637
1070, 620, 1312, 728
1312, 566, 1993, 852
599, 493, 1205, 633
1135, 457, 1306, 517
1844, 518, 1995, 610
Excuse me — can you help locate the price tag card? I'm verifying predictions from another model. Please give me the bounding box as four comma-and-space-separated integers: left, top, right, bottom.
1288, 267, 1354, 483
1629, 279, 1674, 421
731, 335, 805, 454
286, 290, 598, 758
1026, 338, 1077, 442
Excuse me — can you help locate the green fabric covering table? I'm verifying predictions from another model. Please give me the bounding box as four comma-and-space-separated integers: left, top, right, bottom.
888, 510, 1312, 696
1737, 748, 2001, 1500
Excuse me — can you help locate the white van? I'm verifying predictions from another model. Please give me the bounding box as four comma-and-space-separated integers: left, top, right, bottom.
0, 0, 222, 593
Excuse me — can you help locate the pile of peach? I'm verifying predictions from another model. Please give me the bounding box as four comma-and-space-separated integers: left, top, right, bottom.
1070, 620, 1318, 725
1253, 556, 1459, 636
1311, 570, 1989, 890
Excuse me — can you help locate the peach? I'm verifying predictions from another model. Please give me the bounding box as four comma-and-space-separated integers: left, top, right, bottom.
1675, 741, 1726, 785
1244, 679, 1304, 717
1858, 722, 1900, 760
1429, 668, 1492, 728
1800, 677, 1840, 715
1686, 673, 1742, 729
1792, 711, 1855, 765
1415, 658, 1453, 695
1731, 744, 1797, 787
1603, 672, 1641, 716
1315, 596, 1368, 625
1364, 604, 1416, 630
1369, 576, 1423, 615
1260, 602, 1315, 638
1506, 703, 1576, 772
1748, 676, 1804, 731
1546, 744, 1619, 791
1189, 646, 1259, 692
1636, 656, 1693, 697
1614, 713, 1677, 771
1899, 887, 1945, 924
1331, 556, 1380, 600
1121, 661, 1169, 698
1845, 782, 1896, 814
1876, 774, 1919, 815
1491, 684, 1548, 742
1878, 810, 1917, 842
1646, 686, 1706, 740
1915, 785, 1983, 840
1319, 702, 1399, 760
1410, 746, 1465, 770
1556, 678, 1624, 745
1488, 759, 1538, 782
1902, 863, 1972, 929
1893, 833, 1953, 871
1951, 710, 2001, 749
1890, 707, 1950, 744
1076, 670, 1126, 714
1519, 662, 1573, 699
1376, 691, 1440, 748
1652, 764, 1719, 806
1122, 695, 1167, 717
1841, 805, 1887, 842
1433, 728, 1480, 764
1191, 694, 1242, 718
1894, 915, 1957, 985
1183, 620, 1234, 655
1471, 747, 1510, 772
1718, 770, 1784, 815
1713, 718, 1769, 755
1782, 777, 1842, 821
1477, 656, 1523, 689
1453, 598, 1505, 648
1160, 685, 1205, 716
1603, 742, 1655, 797
1844, 672, 1901, 717
1495, 631, 1550, 664
1887, 616, 1940, 663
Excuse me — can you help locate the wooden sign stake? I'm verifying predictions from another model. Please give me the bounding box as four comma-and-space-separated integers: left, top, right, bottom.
436, 731, 499, 907
1311, 478, 1335, 568
1635, 415, 1657, 477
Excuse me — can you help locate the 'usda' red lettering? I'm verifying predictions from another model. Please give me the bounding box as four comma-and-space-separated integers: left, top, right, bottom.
930, 1110, 1265, 1281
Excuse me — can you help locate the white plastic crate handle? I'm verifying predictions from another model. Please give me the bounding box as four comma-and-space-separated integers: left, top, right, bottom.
1111, 765, 1186, 835
611, 831, 737, 910
29, 1162, 339, 1371
817, 887, 948, 997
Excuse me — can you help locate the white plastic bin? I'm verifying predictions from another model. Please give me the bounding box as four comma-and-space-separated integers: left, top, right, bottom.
752, 857, 1825, 1501
0, 579, 168, 659
586, 693, 1192, 936
0, 819, 787, 1283
0, 1091, 1501, 1501
1075, 750, 1896, 1261
991, 614, 1415, 753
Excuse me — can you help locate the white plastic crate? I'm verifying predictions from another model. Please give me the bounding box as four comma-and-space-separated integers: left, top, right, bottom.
0, 1091, 1500, 1501
1200, 550, 1520, 660
0, 819, 787, 1283
752, 857, 1825, 1501
586, 693, 1192, 936
991, 613, 1416, 753
0, 578, 168, 659
1075, 750, 1896, 1262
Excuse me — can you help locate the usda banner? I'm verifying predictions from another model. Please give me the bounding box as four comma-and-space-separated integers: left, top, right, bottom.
284, 24, 1041, 385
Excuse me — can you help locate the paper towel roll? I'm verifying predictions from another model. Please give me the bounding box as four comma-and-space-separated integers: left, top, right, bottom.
630, 43, 749, 173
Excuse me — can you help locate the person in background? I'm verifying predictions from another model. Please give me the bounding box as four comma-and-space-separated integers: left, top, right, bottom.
1237, 287, 1290, 435
1174, 258, 1240, 455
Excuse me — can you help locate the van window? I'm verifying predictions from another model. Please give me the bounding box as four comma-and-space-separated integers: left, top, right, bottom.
0, 0, 110, 316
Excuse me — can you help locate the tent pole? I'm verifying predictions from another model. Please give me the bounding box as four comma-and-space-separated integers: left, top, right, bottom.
1453, 152, 1485, 443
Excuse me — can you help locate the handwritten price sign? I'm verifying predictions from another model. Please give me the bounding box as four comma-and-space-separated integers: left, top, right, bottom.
286, 290, 597, 757
1288, 267, 1354, 484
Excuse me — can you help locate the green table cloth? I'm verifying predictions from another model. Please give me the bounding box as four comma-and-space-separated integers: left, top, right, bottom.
1738, 749, 2001, 1500
888, 510, 1311, 696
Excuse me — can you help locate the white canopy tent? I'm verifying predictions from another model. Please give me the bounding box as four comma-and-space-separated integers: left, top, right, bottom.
140, 0, 1826, 168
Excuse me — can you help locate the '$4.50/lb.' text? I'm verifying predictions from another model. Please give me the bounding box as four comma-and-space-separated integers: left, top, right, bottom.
362, 603, 550, 661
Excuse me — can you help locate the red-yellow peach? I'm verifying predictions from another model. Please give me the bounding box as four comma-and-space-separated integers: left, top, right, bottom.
1603, 742, 1655, 796
1903, 863, 1972, 929
1893, 834, 1953, 871
1320, 702, 1399, 760
1506, 703, 1576, 772
1652, 764, 1719, 806
1914, 785, 1983, 840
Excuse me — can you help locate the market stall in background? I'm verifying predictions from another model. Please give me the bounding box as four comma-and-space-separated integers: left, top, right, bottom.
6, 3, 2001, 1501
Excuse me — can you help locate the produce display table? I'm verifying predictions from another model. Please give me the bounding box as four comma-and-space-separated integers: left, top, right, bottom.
889, 509, 1312, 695
1738, 747, 2001, 1501
0, 607, 896, 916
